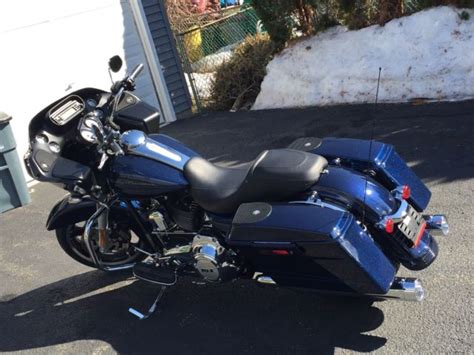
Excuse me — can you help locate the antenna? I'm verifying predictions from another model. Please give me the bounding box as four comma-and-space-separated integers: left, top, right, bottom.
362, 67, 382, 226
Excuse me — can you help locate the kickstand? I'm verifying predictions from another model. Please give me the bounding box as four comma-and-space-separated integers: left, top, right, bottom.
128, 286, 166, 320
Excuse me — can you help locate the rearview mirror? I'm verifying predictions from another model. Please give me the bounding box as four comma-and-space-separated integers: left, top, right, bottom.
108, 55, 123, 73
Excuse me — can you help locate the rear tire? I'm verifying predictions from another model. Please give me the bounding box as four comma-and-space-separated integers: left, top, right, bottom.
56, 221, 147, 269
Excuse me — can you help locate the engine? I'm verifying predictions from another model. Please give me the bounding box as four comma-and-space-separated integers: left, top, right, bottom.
191, 235, 238, 282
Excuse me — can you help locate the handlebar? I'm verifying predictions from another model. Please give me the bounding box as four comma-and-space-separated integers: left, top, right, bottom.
129, 63, 144, 83
82, 62, 145, 167
108, 63, 144, 130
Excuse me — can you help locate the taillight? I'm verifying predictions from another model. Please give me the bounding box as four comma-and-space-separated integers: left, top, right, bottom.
271, 250, 289, 256
401, 185, 411, 200
385, 218, 395, 234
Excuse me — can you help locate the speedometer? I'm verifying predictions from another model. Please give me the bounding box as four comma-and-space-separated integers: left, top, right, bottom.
48, 95, 85, 126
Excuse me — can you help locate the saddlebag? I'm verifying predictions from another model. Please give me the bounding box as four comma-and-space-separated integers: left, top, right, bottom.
288, 137, 431, 211
228, 202, 396, 294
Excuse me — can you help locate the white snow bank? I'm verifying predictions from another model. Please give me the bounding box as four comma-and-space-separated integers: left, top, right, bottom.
186, 72, 215, 99
253, 7, 474, 110
191, 44, 236, 73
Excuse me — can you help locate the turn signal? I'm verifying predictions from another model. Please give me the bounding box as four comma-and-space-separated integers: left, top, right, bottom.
385, 218, 395, 234
401, 185, 411, 200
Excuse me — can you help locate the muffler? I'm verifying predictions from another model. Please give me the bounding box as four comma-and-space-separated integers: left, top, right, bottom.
254, 275, 425, 302
383, 277, 425, 302
423, 214, 449, 236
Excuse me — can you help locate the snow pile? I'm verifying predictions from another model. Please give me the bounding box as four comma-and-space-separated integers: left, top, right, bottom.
191, 44, 236, 73
186, 72, 215, 99
253, 7, 474, 110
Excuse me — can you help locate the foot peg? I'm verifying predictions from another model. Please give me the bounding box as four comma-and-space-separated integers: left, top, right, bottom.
133, 262, 177, 286
129, 286, 166, 320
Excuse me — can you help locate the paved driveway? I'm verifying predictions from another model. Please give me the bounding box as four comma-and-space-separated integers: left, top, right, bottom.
0, 101, 472, 354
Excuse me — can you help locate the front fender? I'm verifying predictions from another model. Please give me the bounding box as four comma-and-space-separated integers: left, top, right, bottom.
46, 196, 97, 231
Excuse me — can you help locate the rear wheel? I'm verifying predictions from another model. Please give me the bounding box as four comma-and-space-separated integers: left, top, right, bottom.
56, 219, 147, 269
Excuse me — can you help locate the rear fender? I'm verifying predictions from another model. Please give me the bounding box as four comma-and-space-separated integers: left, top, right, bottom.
313, 166, 398, 222
308, 137, 431, 211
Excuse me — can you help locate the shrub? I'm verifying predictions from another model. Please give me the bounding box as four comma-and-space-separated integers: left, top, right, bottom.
459, 9, 470, 19
209, 34, 275, 111
338, 0, 372, 29
251, 0, 294, 49
251, 0, 327, 48
376, 0, 404, 25
405, 0, 474, 13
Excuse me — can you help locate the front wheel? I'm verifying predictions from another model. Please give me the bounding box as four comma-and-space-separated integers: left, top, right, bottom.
55, 220, 147, 269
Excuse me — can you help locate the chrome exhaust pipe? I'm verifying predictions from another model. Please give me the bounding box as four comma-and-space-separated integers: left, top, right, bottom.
255, 275, 277, 285
254, 274, 424, 302
423, 214, 449, 236
383, 277, 425, 302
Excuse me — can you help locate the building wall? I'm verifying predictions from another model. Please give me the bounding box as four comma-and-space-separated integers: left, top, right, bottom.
141, 0, 193, 118
0, 0, 160, 181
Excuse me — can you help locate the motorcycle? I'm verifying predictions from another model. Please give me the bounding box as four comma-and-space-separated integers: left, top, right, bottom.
24, 56, 449, 319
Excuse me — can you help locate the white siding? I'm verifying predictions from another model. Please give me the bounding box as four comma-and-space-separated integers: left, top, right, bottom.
0, 0, 160, 181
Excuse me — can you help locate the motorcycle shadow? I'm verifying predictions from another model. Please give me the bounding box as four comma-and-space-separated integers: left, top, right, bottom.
0, 270, 387, 354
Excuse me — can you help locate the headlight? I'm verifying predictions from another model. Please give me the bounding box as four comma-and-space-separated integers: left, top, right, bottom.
49, 142, 61, 153
35, 134, 48, 144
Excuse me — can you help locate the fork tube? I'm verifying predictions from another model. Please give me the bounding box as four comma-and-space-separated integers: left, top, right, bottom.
84, 204, 108, 268
97, 203, 109, 252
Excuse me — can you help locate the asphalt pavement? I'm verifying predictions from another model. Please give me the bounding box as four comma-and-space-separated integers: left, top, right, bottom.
0, 100, 472, 354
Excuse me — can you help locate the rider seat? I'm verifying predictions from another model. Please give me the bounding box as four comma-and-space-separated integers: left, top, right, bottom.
183, 149, 328, 214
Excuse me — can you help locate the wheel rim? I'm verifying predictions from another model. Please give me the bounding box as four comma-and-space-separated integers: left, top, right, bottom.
65, 222, 144, 266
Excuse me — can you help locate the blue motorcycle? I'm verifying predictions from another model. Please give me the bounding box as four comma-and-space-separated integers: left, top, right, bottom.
24, 57, 448, 319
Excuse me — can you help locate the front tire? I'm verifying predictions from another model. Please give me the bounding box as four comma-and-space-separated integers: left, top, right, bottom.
55, 221, 147, 269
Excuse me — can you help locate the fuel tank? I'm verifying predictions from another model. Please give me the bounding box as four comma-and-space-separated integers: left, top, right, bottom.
108, 133, 199, 197
108, 155, 189, 197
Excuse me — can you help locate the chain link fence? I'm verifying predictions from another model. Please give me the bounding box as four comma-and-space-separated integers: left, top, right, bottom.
172, 6, 261, 110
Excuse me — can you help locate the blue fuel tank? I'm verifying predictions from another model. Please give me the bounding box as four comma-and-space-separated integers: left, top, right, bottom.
108, 134, 198, 197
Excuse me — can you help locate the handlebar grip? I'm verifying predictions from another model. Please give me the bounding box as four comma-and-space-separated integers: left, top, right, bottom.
129, 63, 144, 82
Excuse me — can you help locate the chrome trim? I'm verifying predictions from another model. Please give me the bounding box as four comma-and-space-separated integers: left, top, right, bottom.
423, 214, 449, 236
392, 185, 406, 200
120, 130, 187, 169
255, 275, 277, 285
381, 277, 425, 302
104, 264, 136, 271
84, 204, 107, 268
376, 199, 408, 229
254, 274, 424, 302
387, 199, 409, 222
120, 130, 146, 149
83, 199, 136, 272
289, 199, 347, 213
133, 269, 177, 286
